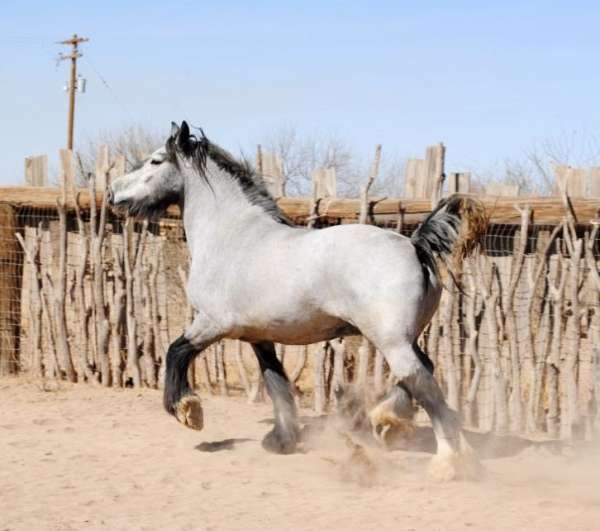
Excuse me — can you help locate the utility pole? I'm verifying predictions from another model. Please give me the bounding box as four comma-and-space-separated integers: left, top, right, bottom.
57, 34, 89, 150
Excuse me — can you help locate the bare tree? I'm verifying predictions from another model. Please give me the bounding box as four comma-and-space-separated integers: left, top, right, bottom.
370, 155, 405, 197
260, 124, 356, 196
75, 122, 407, 198
76, 124, 163, 183
259, 124, 405, 197
471, 130, 600, 196
527, 130, 600, 193
471, 159, 540, 196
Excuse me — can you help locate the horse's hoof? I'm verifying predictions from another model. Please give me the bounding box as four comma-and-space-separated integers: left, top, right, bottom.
371, 417, 415, 448
427, 445, 482, 482
262, 426, 298, 455
175, 395, 204, 431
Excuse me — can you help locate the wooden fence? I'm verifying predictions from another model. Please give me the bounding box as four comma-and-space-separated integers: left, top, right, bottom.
0, 181, 599, 441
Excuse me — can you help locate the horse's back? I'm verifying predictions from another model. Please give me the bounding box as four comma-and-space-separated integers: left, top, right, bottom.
310, 224, 424, 289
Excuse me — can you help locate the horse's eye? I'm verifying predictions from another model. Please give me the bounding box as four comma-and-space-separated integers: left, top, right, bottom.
150, 159, 163, 165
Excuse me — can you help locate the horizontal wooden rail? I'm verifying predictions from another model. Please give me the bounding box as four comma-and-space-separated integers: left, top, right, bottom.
0, 187, 599, 225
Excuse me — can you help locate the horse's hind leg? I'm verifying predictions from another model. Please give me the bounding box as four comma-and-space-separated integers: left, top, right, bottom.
252, 341, 299, 454
163, 319, 219, 430
369, 344, 435, 444
384, 342, 481, 481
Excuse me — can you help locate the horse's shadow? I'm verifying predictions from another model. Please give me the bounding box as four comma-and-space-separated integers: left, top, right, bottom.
199, 416, 563, 459
195, 438, 254, 453
384, 425, 563, 458
299, 415, 563, 459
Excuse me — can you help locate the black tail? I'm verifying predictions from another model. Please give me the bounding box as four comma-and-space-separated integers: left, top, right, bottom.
410, 195, 485, 278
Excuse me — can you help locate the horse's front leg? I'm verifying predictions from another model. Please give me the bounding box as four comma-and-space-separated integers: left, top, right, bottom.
252, 341, 300, 454
163, 318, 220, 430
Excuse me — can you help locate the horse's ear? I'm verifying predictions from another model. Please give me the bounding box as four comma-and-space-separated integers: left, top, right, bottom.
170, 121, 179, 139
178, 121, 191, 151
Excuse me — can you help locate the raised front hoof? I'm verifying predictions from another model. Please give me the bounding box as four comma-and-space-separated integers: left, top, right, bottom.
427, 447, 482, 482
262, 426, 298, 455
175, 395, 204, 431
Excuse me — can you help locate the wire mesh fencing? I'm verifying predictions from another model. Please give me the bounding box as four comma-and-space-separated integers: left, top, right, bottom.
0, 195, 599, 441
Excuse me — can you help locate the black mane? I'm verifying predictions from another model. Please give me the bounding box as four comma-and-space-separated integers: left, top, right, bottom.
167, 130, 294, 226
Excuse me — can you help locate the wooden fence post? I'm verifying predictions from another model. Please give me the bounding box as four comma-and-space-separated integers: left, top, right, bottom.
261, 151, 284, 197
355, 145, 382, 389
312, 167, 337, 199
53, 150, 76, 382
448, 172, 471, 194
24, 155, 48, 186
429, 142, 445, 206
404, 143, 445, 201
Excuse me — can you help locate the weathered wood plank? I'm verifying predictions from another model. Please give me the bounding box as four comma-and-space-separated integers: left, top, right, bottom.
485, 183, 520, 197
424, 143, 445, 202
588, 167, 600, 198
111, 154, 126, 181
448, 172, 471, 194
261, 151, 284, 197
277, 196, 600, 225
24, 155, 47, 187
0, 188, 598, 226
95, 145, 110, 193
555, 165, 588, 197
404, 144, 445, 202
312, 167, 336, 198
404, 158, 426, 199
59, 149, 75, 200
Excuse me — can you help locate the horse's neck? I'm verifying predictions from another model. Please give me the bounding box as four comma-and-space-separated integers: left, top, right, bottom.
181, 165, 274, 257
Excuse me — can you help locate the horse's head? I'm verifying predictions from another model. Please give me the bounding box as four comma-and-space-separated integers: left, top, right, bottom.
108, 121, 196, 216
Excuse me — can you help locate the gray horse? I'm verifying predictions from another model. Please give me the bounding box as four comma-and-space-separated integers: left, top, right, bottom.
109, 121, 484, 480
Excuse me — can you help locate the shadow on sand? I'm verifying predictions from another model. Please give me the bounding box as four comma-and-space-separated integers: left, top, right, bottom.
298, 414, 564, 460
387, 426, 563, 459
195, 438, 254, 453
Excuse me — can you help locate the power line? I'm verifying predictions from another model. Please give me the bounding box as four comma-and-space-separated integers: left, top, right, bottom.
0, 33, 57, 44
81, 54, 136, 123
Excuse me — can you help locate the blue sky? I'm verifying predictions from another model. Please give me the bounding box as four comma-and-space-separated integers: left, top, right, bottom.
1, 1, 599, 184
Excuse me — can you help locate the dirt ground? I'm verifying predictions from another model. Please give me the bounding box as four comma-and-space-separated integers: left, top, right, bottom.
2, 378, 600, 531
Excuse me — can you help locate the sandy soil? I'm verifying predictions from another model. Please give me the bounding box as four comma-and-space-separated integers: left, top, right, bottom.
2, 378, 600, 531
